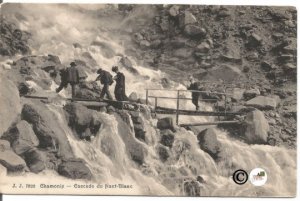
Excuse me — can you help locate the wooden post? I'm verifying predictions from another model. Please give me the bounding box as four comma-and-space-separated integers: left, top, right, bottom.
176, 90, 180, 125
146, 89, 149, 105
224, 94, 227, 115
154, 97, 158, 111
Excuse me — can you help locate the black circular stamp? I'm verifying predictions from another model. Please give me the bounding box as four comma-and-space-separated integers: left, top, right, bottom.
232, 169, 248, 185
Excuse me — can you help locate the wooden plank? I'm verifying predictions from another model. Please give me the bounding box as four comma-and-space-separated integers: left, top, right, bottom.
179, 121, 240, 127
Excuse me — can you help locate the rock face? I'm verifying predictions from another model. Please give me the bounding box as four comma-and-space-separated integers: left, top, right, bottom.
21, 101, 74, 158
23, 148, 46, 173
1, 120, 39, 155
0, 140, 26, 172
0, 76, 22, 137
64, 103, 101, 140
157, 145, 170, 162
244, 110, 269, 144
58, 159, 92, 180
160, 129, 175, 148
197, 128, 221, 160
0, 19, 31, 56
183, 180, 201, 196
196, 65, 243, 82
245, 96, 278, 110
157, 117, 176, 132
114, 113, 148, 165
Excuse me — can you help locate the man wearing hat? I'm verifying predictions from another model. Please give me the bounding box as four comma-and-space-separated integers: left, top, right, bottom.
187, 75, 201, 111
95, 68, 113, 100
112, 66, 128, 101
67, 62, 79, 99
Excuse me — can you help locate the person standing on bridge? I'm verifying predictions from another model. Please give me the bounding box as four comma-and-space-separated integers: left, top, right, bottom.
56, 62, 79, 100
95, 68, 113, 100
67, 62, 80, 100
112, 66, 129, 101
187, 76, 201, 111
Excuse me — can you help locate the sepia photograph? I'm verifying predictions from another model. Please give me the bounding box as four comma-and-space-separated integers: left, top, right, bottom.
0, 1, 297, 198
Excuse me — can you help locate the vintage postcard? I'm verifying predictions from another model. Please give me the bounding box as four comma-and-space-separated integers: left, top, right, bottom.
0, 3, 297, 197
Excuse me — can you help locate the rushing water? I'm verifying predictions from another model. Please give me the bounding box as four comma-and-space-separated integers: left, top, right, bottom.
1, 4, 296, 196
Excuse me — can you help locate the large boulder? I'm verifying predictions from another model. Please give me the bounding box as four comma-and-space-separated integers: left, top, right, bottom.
183, 180, 201, 196
157, 145, 170, 162
0, 76, 22, 137
0, 140, 26, 172
244, 88, 260, 99
197, 128, 221, 160
58, 158, 92, 180
128, 92, 138, 102
64, 102, 100, 139
21, 100, 74, 158
119, 56, 139, 75
244, 110, 269, 144
114, 113, 148, 165
245, 96, 278, 110
13, 55, 61, 72
1, 120, 39, 155
160, 129, 175, 148
23, 148, 46, 173
157, 117, 176, 132
173, 48, 193, 59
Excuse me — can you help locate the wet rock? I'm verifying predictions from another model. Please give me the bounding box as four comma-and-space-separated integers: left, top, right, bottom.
183, 180, 201, 196
184, 25, 206, 37
157, 145, 170, 162
197, 128, 221, 160
0, 140, 26, 172
160, 129, 175, 148
114, 113, 148, 165
75, 88, 99, 100
58, 158, 92, 180
21, 101, 74, 158
14, 55, 61, 72
119, 56, 139, 75
23, 148, 46, 173
245, 96, 278, 110
283, 63, 296, 72
18, 82, 31, 96
0, 76, 22, 137
244, 110, 269, 144
231, 88, 245, 102
64, 102, 95, 138
1, 120, 39, 155
244, 88, 260, 99
129, 92, 138, 102
134, 124, 146, 141
157, 117, 176, 132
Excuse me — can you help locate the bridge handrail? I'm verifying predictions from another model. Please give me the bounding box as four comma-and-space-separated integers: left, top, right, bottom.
146, 88, 232, 96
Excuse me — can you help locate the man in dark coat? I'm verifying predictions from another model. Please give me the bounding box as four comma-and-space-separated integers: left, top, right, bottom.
187, 76, 201, 110
56, 68, 68, 93
112, 66, 128, 101
56, 62, 79, 100
67, 62, 80, 99
95, 68, 113, 100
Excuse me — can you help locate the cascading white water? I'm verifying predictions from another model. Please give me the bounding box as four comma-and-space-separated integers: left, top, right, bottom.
2, 4, 296, 197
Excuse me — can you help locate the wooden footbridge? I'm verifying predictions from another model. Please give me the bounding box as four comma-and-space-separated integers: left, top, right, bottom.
145, 89, 242, 127
24, 88, 243, 127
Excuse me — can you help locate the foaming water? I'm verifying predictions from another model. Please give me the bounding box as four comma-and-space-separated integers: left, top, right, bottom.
2, 4, 296, 196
